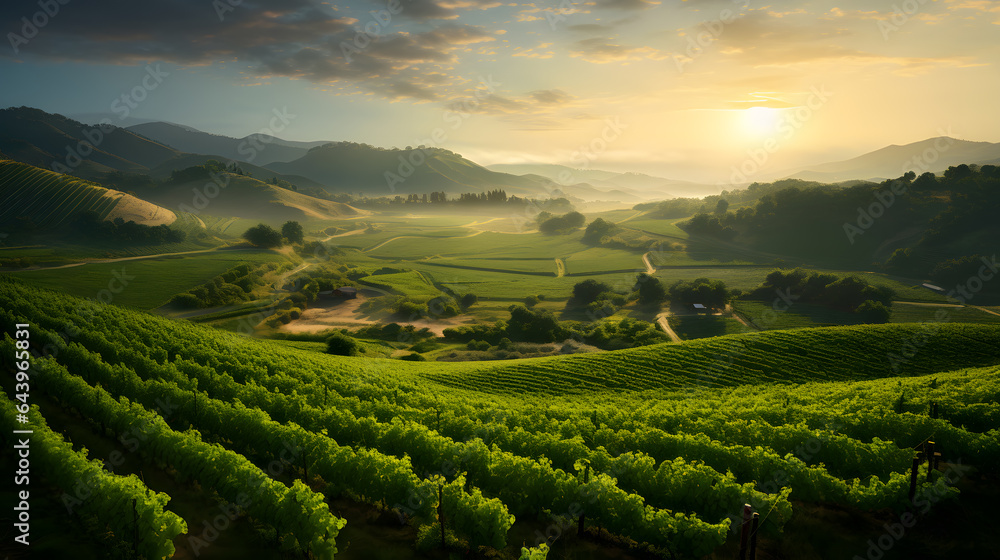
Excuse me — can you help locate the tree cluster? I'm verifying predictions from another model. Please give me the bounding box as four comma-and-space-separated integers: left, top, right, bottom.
537, 211, 585, 234
74, 211, 186, 244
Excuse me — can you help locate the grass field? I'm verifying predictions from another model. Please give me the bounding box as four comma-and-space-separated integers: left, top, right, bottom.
8, 249, 288, 309
359, 270, 442, 301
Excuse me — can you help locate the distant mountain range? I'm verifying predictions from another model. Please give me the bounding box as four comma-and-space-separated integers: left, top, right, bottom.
787, 137, 1000, 183
4, 107, 999, 206
126, 121, 328, 166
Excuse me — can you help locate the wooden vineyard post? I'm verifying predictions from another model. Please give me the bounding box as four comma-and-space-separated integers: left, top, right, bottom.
749, 512, 760, 560
302, 446, 308, 483
578, 465, 589, 536
908, 457, 920, 502
438, 483, 445, 549
926, 441, 935, 482
132, 498, 139, 558
738, 504, 752, 560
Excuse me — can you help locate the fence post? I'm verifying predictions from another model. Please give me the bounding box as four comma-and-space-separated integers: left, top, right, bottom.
438, 484, 445, 549
926, 441, 935, 482
908, 457, 920, 502
749, 512, 760, 560
739, 503, 752, 560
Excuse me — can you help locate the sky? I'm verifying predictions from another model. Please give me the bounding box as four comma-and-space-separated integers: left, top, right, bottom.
0, 0, 998, 182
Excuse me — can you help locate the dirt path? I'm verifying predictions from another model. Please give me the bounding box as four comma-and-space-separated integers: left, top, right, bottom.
555, 258, 565, 278
13, 246, 231, 272
642, 252, 656, 274
280, 293, 463, 336
460, 217, 502, 228
895, 301, 965, 307
726, 304, 755, 329
655, 311, 682, 343
616, 210, 644, 224
970, 306, 1000, 318
321, 228, 365, 241
363, 235, 419, 252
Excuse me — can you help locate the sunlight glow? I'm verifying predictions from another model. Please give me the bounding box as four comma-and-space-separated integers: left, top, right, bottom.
741, 106, 782, 138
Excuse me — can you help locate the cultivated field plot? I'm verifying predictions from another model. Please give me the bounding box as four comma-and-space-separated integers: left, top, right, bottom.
423, 257, 558, 275
562, 247, 646, 275
2, 280, 999, 559
8, 249, 288, 309
732, 300, 863, 329
621, 218, 690, 239
667, 314, 747, 340
358, 270, 442, 302
889, 303, 1000, 324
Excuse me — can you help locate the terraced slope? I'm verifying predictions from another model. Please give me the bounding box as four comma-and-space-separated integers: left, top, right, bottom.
0, 159, 176, 227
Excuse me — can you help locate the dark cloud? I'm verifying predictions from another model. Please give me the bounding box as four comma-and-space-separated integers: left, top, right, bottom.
0, 0, 500, 102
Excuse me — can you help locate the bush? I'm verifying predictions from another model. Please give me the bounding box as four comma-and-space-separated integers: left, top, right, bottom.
399, 352, 426, 361
856, 300, 891, 323
326, 332, 360, 356
169, 293, 201, 308
460, 293, 478, 308
524, 295, 540, 307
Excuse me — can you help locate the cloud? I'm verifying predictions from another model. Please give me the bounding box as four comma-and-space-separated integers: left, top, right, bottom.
0, 1, 506, 102
592, 0, 660, 10
569, 37, 667, 63
530, 89, 574, 104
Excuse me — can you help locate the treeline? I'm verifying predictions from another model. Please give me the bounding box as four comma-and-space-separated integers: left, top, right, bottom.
750, 269, 894, 322
443, 304, 667, 351
670, 165, 1000, 281
73, 210, 186, 244
353, 191, 575, 212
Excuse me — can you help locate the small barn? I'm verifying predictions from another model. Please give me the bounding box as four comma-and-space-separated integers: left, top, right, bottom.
692, 303, 708, 313
333, 286, 358, 299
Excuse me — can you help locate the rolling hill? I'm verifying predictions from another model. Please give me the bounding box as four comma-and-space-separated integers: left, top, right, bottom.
789, 137, 1000, 182
0, 107, 180, 176
266, 142, 563, 197
145, 172, 365, 222
0, 159, 175, 228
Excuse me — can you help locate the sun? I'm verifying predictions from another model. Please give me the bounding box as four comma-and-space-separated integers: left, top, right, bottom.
741, 106, 782, 138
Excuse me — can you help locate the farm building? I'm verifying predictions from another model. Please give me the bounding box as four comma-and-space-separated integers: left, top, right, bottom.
333, 286, 358, 299
692, 303, 708, 313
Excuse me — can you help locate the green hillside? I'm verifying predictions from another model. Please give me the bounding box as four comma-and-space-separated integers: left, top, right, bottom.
0, 159, 175, 228
266, 141, 556, 196
0, 107, 179, 176
145, 172, 365, 223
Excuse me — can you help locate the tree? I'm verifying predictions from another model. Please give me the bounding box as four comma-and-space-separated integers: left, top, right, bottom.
242, 224, 283, 248
714, 199, 729, 215
326, 332, 360, 356
634, 273, 667, 305
572, 279, 613, 304
582, 218, 619, 244
281, 221, 304, 244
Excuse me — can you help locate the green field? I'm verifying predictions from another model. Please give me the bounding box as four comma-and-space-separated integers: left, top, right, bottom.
8, 249, 288, 309
359, 270, 443, 301
667, 314, 747, 340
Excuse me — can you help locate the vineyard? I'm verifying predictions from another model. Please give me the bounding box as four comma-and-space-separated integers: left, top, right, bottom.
1, 277, 999, 559
0, 159, 174, 228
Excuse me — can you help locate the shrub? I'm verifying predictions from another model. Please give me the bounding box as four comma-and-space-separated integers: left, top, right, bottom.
326, 332, 360, 356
